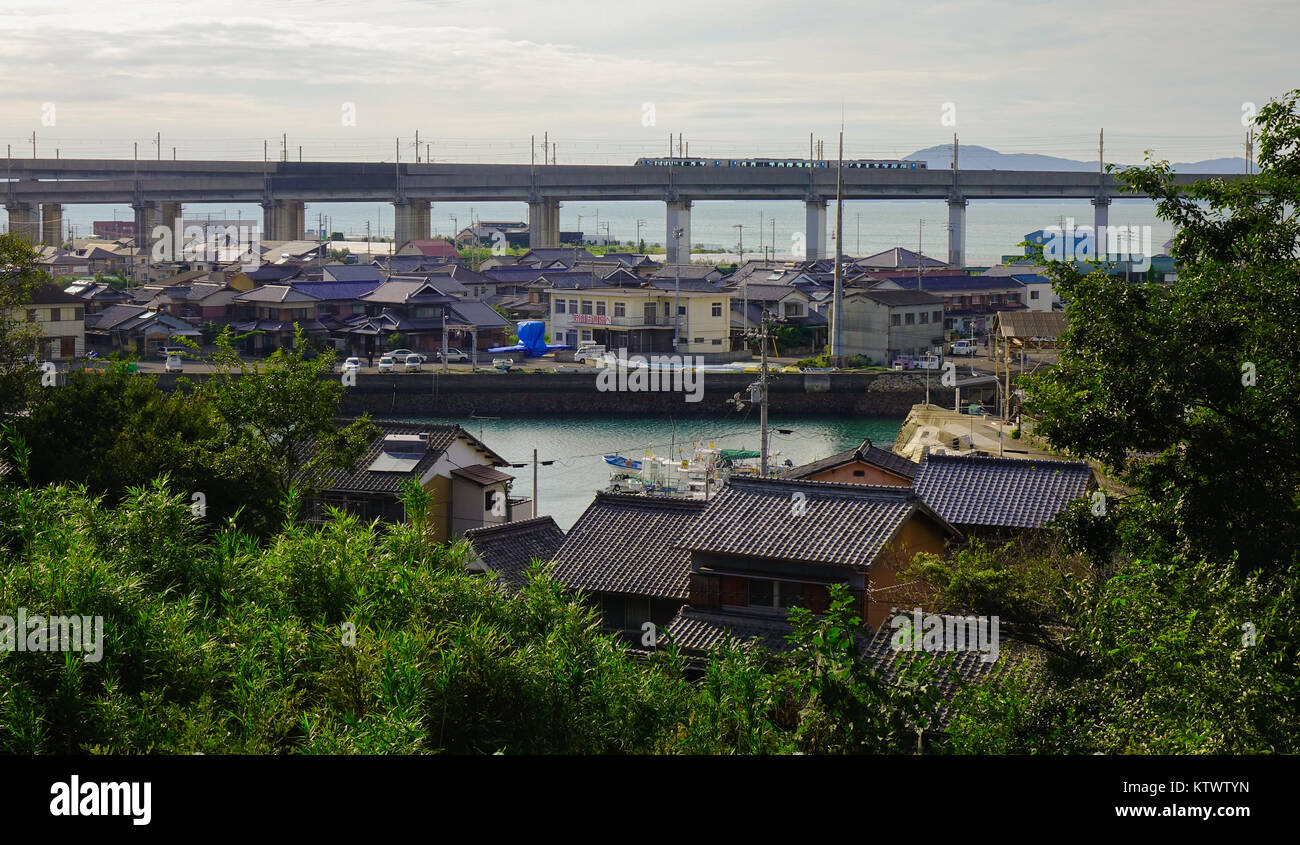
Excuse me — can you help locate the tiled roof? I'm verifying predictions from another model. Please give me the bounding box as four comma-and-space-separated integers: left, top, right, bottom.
665, 606, 1036, 726
447, 300, 510, 329
678, 477, 954, 567
290, 279, 382, 300
321, 264, 385, 283
784, 438, 918, 481
316, 423, 461, 495
912, 453, 1095, 529
28, 284, 84, 305
846, 289, 945, 308
464, 516, 566, 590
878, 275, 1024, 292
451, 464, 514, 485
666, 607, 794, 653
551, 493, 708, 600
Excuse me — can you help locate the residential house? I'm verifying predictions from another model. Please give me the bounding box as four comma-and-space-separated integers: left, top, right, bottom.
782, 438, 918, 486
396, 239, 462, 261
230, 284, 330, 352
63, 279, 132, 315
83, 305, 200, 355
666, 477, 959, 641
464, 516, 567, 591
551, 493, 708, 641
831, 288, 946, 364
19, 284, 86, 359
310, 423, 530, 543
547, 275, 731, 354
870, 275, 1028, 338
911, 452, 1096, 538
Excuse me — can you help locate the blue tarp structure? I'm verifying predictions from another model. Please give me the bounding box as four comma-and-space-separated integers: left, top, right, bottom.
487, 320, 572, 357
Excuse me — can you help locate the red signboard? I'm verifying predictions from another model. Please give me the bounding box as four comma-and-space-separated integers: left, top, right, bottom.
573, 314, 611, 325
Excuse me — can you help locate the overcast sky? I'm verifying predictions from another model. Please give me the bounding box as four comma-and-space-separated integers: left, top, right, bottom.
1, 0, 1293, 164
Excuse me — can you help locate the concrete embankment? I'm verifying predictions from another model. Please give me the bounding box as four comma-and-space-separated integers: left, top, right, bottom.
155, 370, 965, 418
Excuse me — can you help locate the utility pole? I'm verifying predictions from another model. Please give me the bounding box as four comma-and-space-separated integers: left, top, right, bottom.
672, 225, 683, 353
759, 310, 769, 475
831, 129, 844, 360
917, 219, 924, 293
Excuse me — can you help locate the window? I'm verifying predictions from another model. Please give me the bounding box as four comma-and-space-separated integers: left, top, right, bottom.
596, 301, 606, 316
748, 580, 774, 607
556, 299, 566, 314
614, 302, 625, 317
50, 308, 60, 322
1029, 290, 1040, 300
582, 330, 592, 341
569, 299, 578, 314
711, 302, 722, 317
484, 490, 499, 512
678, 305, 686, 315
919, 311, 930, 324
890, 314, 901, 327
694, 337, 703, 344
663, 302, 671, 317
712, 338, 722, 345
932, 310, 942, 323
852, 469, 865, 477
26, 309, 36, 323
581, 300, 593, 315
748, 579, 804, 609
784, 302, 801, 317
904, 312, 915, 325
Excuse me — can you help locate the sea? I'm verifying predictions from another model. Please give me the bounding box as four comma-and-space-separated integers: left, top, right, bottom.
396, 414, 903, 530
55, 197, 1170, 267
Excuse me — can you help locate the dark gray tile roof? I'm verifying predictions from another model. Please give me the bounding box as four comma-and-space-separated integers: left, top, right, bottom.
665, 606, 1037, 727
678, 477, 955, 568
666, 607, 794, 652
783, 438, 918, 482
550, 493, 708, 600
464, 516, 566, 590
912, 453, 1095, 529
316, 423, 461, 495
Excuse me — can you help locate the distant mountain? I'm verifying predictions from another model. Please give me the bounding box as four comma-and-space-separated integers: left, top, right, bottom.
905, 144, 1249, 174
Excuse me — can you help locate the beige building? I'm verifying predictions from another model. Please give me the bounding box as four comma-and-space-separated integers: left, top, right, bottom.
19, 284, 86, 360
548, 279, 731, 356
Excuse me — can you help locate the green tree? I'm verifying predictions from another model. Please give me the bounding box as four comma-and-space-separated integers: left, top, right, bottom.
201, 323, 378, 512
0, 234, 45, 417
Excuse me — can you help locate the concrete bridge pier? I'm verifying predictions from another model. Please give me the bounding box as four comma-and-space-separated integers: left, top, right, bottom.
159, 201, 183, 233
804, 199, 826, 259
394, 199, 431, 246
4, 202, 38, 246
1092, 194, 1110, 255
261, 199, 305, 242
528, 198, 560, 248
666, 200, 692, 265
40, 203, 63, 246
947, 195, 968, 267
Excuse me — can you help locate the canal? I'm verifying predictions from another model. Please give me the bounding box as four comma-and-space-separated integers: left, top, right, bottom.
391, 414, 905, 529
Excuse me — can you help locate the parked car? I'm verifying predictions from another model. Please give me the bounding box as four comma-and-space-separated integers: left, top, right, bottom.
432, 348, 470, 363
377, 355, 395, 373
158, 346, 188, 358
341, 356, 362, 374
949, 340, 975, 356
403, 354, 422, 372
388, 348, 427, 363
164, 355, 183, 373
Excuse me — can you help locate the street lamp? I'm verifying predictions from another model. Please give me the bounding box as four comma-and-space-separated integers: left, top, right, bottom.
636, 218, 646, 253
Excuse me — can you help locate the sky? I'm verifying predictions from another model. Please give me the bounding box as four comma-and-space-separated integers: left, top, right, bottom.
0, 0, 1294, 165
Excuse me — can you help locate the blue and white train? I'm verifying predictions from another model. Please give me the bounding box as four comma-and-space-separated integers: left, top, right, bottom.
634, 156, 926, 169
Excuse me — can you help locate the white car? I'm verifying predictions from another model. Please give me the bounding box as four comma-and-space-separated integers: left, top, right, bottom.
377, 355, 395, 373
403, 354, 422, 372
949, 340, 975, 356
164, 354, 183, 373
341, 357, 362, 373
433, 348, 470, 363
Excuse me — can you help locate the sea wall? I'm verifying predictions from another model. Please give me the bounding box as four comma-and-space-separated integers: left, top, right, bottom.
153, 370, 980, 418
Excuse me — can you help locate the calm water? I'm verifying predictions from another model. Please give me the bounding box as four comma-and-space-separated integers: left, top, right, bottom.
393, 415, 903, 530
53, 198, 1167, 267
